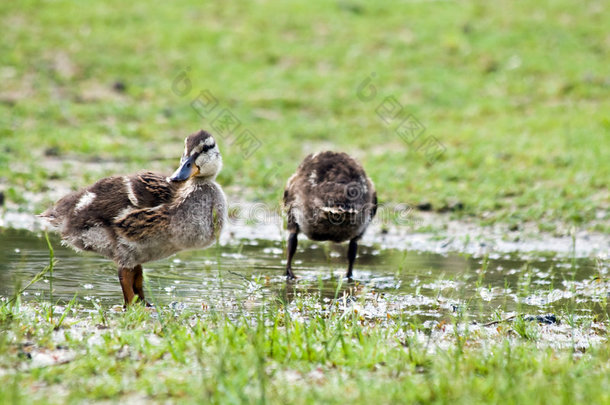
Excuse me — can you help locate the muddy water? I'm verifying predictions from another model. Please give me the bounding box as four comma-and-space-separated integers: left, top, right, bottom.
0, 228, 607, 321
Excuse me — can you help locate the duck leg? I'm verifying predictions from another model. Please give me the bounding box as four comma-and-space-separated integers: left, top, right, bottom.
346, 238, 358, 280
285, 230, 299, 280
118, 267, 136, 305
132, 265, 151, 306
118, 265, 151, 306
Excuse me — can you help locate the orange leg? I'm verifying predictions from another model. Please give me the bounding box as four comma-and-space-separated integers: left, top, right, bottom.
118, 267, 136, 305
118, 265, 151, 306
132, 265, 147, 304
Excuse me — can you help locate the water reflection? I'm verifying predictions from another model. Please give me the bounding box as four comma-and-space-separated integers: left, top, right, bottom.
0, 228, 607, 321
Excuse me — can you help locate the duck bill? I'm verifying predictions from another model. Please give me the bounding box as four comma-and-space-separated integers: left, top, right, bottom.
169, 155, 198, 182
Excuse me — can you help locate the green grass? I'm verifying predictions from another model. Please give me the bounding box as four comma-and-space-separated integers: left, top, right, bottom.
1, 3, 608, 401
1, 231, 608, 403
0, 294, 608, 404
0, 0, 608, 231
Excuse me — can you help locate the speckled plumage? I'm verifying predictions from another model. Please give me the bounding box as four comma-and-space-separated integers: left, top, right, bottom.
283, 151, 377, 279
40, 130, 227, 305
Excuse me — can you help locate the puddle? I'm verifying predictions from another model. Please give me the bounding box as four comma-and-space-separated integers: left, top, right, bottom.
1, 228, 607, 323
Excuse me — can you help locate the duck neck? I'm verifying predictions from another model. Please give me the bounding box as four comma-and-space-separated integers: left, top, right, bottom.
189, 175, 216, 186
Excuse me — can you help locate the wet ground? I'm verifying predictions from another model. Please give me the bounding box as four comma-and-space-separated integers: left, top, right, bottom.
1, 227, 607, 325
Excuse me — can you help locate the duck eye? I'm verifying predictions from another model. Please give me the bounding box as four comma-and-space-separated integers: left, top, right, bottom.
202, 143, 215, 152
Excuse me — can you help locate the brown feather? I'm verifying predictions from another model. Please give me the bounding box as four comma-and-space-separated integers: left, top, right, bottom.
130, 171, 180, 207
115, 207, 172, 241
283, 151, 376, 243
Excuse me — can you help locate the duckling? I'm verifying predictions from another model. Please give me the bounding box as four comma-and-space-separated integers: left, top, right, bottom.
39, 130, 226, 305
283, 151, 377, 280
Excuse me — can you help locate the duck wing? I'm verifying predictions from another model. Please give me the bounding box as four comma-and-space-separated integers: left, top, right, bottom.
128, 171, 178, 208
114, 205, 172, 242
40, 172, 179, 230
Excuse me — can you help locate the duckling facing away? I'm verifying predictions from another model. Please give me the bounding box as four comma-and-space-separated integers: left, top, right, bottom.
40, 130, 226, 305
283, 151, 377, 280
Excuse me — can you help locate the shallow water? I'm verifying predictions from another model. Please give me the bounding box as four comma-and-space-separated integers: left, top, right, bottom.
0, 228, 607, 321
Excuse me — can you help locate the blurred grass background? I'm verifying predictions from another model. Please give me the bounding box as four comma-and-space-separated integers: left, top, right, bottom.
0, 0, 608, 231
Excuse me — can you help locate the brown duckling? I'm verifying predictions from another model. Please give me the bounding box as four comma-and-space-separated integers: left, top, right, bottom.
39, 130, 226, 305
283, 151, 377, 280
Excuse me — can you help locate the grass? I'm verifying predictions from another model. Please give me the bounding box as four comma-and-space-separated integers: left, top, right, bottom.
0, 235, 608, 404
0, 1, 608, 402
0, 292, 608, 404
0, 0, 608, 231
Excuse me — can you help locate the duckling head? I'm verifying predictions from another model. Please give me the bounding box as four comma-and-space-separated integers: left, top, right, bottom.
169, 130, 222, 182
